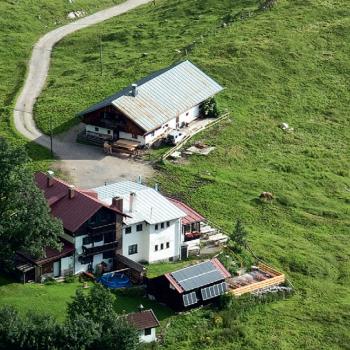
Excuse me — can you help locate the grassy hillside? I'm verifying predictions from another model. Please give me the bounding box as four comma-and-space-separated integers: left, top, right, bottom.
34, 0, 350, 349
0, 0, 122, 167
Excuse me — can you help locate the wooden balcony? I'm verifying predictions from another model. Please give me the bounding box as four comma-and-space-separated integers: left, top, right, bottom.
82, 241, 119, 257
87, 223, 116, 236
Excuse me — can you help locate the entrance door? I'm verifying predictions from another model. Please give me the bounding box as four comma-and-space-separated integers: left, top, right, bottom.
53, 260, 61, 277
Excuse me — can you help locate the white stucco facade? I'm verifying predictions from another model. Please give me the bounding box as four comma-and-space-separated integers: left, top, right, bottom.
86, 124, 113, 138
139, 328, 157, 343
122, 219, 182, 263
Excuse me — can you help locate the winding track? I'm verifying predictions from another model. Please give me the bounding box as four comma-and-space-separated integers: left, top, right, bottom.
13, 0, 154, 187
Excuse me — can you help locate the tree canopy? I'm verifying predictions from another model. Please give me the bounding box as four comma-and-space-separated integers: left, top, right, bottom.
0, 138, 63, 263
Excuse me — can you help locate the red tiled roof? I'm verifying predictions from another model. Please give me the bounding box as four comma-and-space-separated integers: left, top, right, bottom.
17, 238, 75, 265
35, 172, 124, 233
166, 197, 205, 225
126, 309, 160, 330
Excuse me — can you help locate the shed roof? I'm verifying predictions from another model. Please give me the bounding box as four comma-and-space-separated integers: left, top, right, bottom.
126, 309, 160, 330
165, 258, 231, 293
35, 172, 124, 233
78, 60, 223, 132
93, 181, 186, 225
167, 197, 205, 225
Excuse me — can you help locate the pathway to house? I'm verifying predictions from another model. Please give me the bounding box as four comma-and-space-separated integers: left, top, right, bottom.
13, 0, 154, 188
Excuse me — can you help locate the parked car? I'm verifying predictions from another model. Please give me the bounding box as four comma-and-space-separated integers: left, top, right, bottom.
167, 130, 186, 145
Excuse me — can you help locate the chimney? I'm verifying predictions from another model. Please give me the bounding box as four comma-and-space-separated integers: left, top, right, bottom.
131, 84, 138, 97
47, 170, 54, 187
68, 185, 75, 199
138, 304, 144, 312
129, 192, 136, 212
137, 175, 142, 184
112, 196, 123, 212
154, 183, 159, 192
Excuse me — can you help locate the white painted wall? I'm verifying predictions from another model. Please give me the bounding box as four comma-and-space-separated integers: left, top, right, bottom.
178, 104, 200, 126
139, 328, 157, 343
119, 131, 145, 145
122, 223, 149, 262
86, 124, 113, 137
61, 256, 74, 275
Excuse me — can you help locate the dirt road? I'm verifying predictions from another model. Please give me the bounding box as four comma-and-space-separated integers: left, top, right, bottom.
13, 0, 154, 188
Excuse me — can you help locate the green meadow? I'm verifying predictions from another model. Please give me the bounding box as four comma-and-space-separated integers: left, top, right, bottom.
1, 0, 350, 348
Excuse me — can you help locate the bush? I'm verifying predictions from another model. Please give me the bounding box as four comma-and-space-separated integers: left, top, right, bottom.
64, 273, 76, 283
200, 98, 220, 118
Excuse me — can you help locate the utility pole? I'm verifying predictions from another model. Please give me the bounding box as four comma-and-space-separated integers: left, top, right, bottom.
99, 35, 103, 76
49, 114, 53, 158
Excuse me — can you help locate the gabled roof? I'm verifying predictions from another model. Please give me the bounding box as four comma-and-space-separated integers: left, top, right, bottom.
167, 197, 205, 225
17, 238, 75, 265
35, 172, 124, 233
126, 309, 160, 330
165, 258, 231, 293
93, 181, 186, 225
78, 60, 223, 133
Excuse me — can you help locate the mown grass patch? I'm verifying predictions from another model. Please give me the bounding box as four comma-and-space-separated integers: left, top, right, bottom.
34, 0, 350, 349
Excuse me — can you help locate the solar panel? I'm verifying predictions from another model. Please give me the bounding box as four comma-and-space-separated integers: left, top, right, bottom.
182, 292, 198, 307
201, 282, 227, 301
171, 261, 224, 291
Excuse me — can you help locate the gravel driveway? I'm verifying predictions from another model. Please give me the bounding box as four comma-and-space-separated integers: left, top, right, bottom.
13, 0, 154, 187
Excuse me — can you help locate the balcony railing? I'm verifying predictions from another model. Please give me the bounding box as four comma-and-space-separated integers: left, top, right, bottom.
82, 241, 119, 257
87, 223, 116, 236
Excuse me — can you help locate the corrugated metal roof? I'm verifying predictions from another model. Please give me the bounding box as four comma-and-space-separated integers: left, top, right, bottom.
93, 181, 186, 225
167, 197, 205, 225
78, 60, 223, 132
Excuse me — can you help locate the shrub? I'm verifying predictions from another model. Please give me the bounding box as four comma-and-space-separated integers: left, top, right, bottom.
200, 98, 220, 118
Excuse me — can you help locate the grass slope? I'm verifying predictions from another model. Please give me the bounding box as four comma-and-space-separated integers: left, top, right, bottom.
0, 276, 173, 323
34, 0, 350, 349
0, 0, 122, 168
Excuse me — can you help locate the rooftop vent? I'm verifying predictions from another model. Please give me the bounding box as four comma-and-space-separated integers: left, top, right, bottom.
68, 185, 75, 199
129, 192, 136, 212
131, 83, 138, 97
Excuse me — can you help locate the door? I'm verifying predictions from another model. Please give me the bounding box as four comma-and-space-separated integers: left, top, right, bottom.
53, 260, 61, 277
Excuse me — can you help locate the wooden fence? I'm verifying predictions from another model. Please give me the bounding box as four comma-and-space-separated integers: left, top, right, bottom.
162, 112, 230, 161
229, 262, 286, 297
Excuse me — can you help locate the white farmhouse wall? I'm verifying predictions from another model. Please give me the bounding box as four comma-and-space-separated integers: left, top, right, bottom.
122, 223, 149, 262
61, 256, 73, 275
148, 219, 181, 263
119, 131, 145, 145
178, 104, 200, 125
139, 328, 157, 343
86, 124, 113, 137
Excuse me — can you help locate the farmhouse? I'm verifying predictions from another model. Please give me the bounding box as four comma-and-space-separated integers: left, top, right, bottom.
125, 309, 160, 343
16, 171, 126, 282
147, 258, 231, 311
78, 60, 223, 146
93, 181, 187, 263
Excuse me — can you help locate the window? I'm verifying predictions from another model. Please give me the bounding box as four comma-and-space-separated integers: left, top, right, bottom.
103, 251, 114, 259
160, 243, 164, 250
155, 224, 158, 230
155, 245, 158, 251
186, 112, 189, 116
144, 328, 152, 336
161, 222, 164, 229
132, 134, 138, 139
166, 221, 170, 227
82, 236, 91, 245
79, 256, 93, 265
166, 242, 170, 249
128, 244, 138, 255
136, 224, 143, 232
107, 130, 111, 135
125, 226, 132, 234
95, 127, 99, 132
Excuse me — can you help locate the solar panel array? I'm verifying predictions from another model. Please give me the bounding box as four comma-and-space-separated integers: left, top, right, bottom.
182, 292, 198, 307
171, 261, 224, 292
201, 282, 227, 301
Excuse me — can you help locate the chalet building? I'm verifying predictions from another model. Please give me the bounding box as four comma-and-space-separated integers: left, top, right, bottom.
93, 181, 187, 263
147, 259, 231, 311
17, 171, 126, 282
78, 60, 223, 146
125, 309, 160, 343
